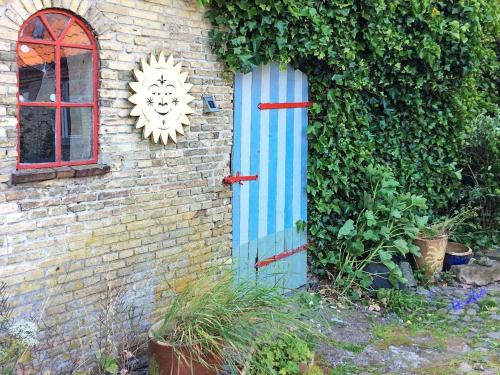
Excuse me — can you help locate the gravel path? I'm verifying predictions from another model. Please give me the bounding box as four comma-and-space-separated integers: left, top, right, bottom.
314, 282, 500, 375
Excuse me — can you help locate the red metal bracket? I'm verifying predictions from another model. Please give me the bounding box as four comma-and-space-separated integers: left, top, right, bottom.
223, 172, 258, 185
258, 102, 312, 110
255, 244, 308, 268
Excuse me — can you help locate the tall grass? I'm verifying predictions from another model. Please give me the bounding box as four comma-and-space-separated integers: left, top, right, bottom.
152, 269, 315, 373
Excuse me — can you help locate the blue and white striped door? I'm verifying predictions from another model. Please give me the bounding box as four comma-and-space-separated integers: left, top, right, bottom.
231, 63, 308, 290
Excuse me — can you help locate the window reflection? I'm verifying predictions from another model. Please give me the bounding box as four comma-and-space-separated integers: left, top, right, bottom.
18, 43, 56, 102
61, 48, 93, 102
62, 107, 93, 161
20, 107, 56, 164
19, 17, 52, 41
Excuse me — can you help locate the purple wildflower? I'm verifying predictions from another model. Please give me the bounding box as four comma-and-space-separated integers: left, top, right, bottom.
450, 300, 463, 311
427, 291, 434, 303
449, 288, 487, 312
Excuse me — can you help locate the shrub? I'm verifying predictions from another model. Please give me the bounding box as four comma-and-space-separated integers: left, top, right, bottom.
203, 0, 498, 273
318, 165, 427, 292
454, 111, 499, 248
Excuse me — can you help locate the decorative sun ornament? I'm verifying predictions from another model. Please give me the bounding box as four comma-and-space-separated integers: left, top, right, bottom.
128, 52, 194, 145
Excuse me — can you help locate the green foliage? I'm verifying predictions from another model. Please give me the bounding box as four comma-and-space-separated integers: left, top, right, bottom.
453, 111, 499, 248
323, 165, 427, 292
98, 355, 119, 374
376, 289, 428, 319
420, 208, 478, 238
329, 362, 363, 375
248, 333, 313, 375
204, 0, 499, 270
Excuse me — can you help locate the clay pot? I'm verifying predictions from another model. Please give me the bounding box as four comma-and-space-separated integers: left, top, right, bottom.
413, 235, 448, 276
443, 242, 472, 271
148, 321, 221, 375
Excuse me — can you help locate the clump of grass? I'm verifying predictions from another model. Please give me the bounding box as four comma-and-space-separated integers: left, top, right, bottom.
154, 269, 316, 372
478, 297, 498, 313
376, 289, 427, 319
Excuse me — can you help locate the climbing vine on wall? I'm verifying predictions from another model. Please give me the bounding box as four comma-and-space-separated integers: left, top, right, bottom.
201, 0, 499, 270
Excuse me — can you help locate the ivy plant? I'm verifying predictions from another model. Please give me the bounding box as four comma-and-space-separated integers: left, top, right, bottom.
202, 0, 499, 272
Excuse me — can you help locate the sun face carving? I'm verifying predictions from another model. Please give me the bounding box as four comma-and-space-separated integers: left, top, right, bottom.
128, 53, 194, 145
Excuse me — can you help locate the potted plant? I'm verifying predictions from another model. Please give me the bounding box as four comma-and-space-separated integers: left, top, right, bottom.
148, 269, 312, 375
414, 209, 476, 276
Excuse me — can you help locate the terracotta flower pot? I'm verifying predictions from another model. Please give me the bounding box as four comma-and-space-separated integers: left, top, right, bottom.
148, 321, 221, 375
413, 235, 448, 276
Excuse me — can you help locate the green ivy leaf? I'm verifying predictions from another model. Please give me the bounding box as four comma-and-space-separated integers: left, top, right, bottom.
338, 219, 355, 238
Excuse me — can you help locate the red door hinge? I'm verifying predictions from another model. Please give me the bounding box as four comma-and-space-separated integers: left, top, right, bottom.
223, 172, 258, 185
258, 102, 312, 110
255, 244, 308, 268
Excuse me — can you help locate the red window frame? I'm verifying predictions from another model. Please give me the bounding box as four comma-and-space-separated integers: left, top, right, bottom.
16, 9, 99, 170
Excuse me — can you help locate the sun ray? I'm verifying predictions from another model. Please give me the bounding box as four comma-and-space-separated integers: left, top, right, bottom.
141, 58, 150, 73
150, 53, 158, 68
128, 94, 141, 104
129, 82, 141, 92
158, 51, 166, 66
133, 69, 144, 81
136, 116, 147, 129
160, 131, 169, 145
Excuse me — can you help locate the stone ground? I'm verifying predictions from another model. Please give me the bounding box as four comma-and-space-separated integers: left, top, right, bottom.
312, 282, 500, 375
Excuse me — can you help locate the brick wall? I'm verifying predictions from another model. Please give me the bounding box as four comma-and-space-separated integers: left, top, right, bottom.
0, 0, 233, 370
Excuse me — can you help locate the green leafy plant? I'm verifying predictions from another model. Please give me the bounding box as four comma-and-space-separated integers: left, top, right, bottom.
320, 165, 427, 292
248, 333, 313, 375
376, 289, 427, 320
154, 269, 316, 373
98, 355, 119, 374
203, 0, 498, 280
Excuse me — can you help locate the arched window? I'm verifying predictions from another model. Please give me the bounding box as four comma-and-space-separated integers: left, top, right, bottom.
17, 10, 98, 169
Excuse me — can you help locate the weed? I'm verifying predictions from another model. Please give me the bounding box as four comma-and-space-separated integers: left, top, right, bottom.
330, 340, 366, 353
328, 362, 363, 375
376, 289, 427, 319
248, 333, 313, 375
478, 297, 498, 312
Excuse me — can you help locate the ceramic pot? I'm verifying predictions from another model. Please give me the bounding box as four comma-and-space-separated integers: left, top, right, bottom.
148, 321, 220, 375
443, 242, 472, 271
413, 235, 448, 276
364, 262, 403, 290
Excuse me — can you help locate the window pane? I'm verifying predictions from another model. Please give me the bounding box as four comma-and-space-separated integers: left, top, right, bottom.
20, 17, 52, 41
18, 43, 56, 103
44, 13, 70, 39
62, 23, 91, 45
62, 107, 93, 161
20, 107, 56, 164
61, 48, 93, 102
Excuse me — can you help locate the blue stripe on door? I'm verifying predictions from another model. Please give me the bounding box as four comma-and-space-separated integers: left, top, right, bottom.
301, 75, 308, 222
267, 63, 280, 236
284, 68, 295, 230
249, 67, 262, 242
258, 65, 271, 238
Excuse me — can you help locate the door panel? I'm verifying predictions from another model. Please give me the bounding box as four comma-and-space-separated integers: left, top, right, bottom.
231, 63, 308, 290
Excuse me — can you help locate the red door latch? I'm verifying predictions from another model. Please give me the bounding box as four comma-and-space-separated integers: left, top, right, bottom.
223, 172, 258, 185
